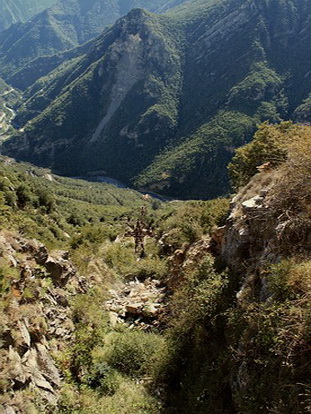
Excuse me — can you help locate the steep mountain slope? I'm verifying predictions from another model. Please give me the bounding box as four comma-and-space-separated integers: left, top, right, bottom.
0, 0, 57, 31
0, 0, 189, 89
3, 0, 311, 199
0, 79, 20, 141
0, 156, 166, 413
158, 123, 311, 414
0, 156, 146, 246
2, 124, 311, 414
3, 8, 184, 175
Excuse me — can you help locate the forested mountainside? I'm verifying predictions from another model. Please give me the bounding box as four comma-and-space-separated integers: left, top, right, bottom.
2, 0, 311, 200
0, 0, 57, 32
0, 0, 189, 90
0, 157, 146, 244
1, 0, 311, 413
1, 123, 311, 414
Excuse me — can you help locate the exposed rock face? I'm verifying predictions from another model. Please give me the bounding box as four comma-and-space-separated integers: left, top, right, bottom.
0, 231, 86, 413
222, 172, 281, 276
0, 0, 188, 89
3, 8, 182, 184
90, 32, 145, 143
214, 165, 311, 411
218, 171, 288, 308
166, 235, 212, 290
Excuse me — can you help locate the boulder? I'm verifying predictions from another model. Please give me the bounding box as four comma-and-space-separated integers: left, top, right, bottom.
126, 303, 143, 315
23, 348, 55, 393
142, 304, 158, 318
36, 343, 61, 388
1, 406, 17, 414
241, 195, 264, 211
17, 320, 31, 349
8, 347, 27, 386
44, 253, 75, 287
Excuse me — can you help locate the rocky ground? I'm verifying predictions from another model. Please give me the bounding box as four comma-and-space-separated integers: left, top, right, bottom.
105, 235, 217, 331
106, 277, 167, 331
0, 230, 171, 413
0, 231, 88, 413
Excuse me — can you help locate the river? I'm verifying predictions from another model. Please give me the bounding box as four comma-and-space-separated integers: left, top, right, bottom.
73, 175, 172, 202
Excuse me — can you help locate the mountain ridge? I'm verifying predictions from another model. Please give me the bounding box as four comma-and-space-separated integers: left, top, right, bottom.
2, 0, 311, 199
0, 0, 57, 31
0, 0, 190, 90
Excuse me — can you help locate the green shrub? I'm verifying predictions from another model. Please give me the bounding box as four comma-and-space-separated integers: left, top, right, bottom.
58, 380, 160, 414
229, 122, 290, 189
36, 188, 55, 213
153, 255, 234, 413
169, 255, 229, 336
86, 362, 122, 396
102, 330, 166, 377
16, 184, 34, 209
268, 260, 311, 302
0, 261, 19, 295
102, 242, 167, 281
159, 199, 229, 250
71, 225, 118, 249
69, 293, 109, 383
227, 300, 311, 414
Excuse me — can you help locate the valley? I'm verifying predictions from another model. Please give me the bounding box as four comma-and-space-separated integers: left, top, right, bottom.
1, 0, 311, 199
1, 122, 311, 414
0, 0, 311, 413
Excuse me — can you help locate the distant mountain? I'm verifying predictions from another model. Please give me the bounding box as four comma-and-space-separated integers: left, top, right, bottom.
0, 0, 189, 90
0, 0, 57, 31
3, 0, 311, 199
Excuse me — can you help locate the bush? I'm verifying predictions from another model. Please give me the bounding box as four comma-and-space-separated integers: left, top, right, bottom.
36, 188, 55, 213
69, 293, 109, 383
58, 380, 160, 414
268, 260, 311, 302
86, 362, 122, 396
159, 199, 229, 251
229, 122, 290, 189
227, 300, 311, 414
153, 255, 234, 414
16, 184, 34, 209
71, 225, 118, 249
0, 261, 20, 296
169, 255, 229, 336
102, 242, 167, 281
101, 330, 166, 377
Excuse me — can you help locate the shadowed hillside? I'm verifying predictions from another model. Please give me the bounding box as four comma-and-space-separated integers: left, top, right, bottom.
3, 0, 311, 199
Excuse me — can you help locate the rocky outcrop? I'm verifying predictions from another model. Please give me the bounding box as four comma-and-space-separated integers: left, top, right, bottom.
0, 231, 87, 413
106, 277, 167, 330
166, 235, 212, 290
221, 171, 282, 285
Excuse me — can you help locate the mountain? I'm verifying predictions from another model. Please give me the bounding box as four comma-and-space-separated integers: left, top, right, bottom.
3, 0, 311, 199
0, 0, 189, 90
2, 124, 311, 414
0, 0, 57, 31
